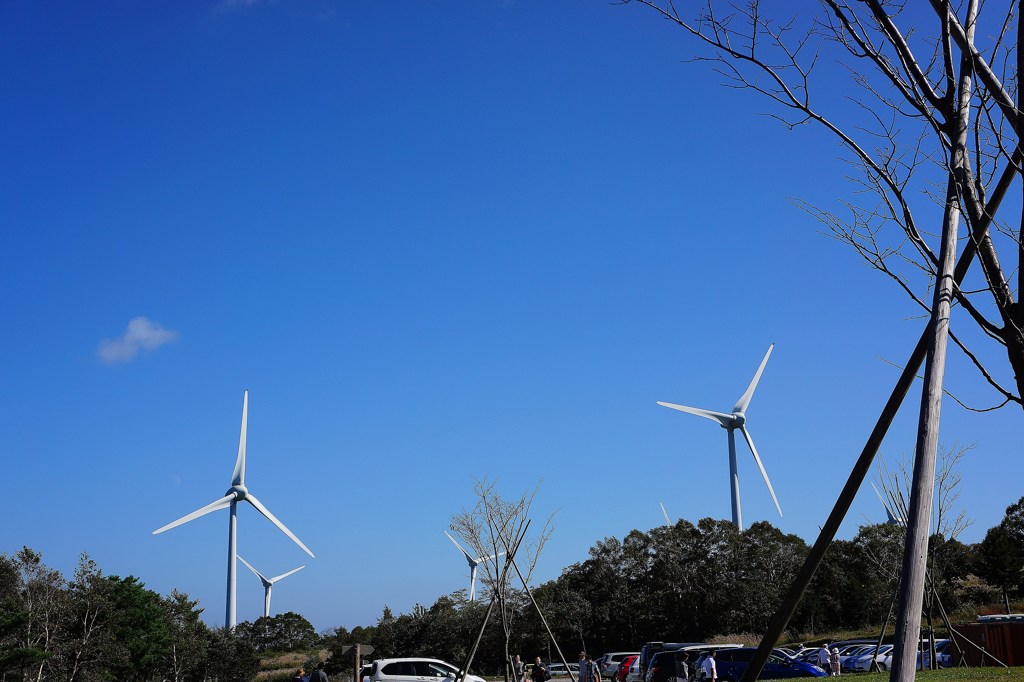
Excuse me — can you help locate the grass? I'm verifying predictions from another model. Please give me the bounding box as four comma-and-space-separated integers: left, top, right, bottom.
847, 669, 1022, 681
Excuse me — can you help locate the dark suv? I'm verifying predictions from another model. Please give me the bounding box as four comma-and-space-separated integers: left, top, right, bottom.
699, 649, 825, 681
647, 650, 697, 682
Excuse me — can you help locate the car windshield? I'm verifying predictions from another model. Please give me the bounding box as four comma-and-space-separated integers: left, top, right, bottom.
427, 664, 457, 678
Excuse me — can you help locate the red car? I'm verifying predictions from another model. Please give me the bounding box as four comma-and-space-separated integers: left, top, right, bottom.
617, 656, 638, 682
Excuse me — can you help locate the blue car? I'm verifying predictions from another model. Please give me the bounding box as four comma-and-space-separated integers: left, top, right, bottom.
707, 648, 826, 681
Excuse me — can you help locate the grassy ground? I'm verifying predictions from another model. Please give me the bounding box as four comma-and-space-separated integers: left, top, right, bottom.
847, 669, 1021, 681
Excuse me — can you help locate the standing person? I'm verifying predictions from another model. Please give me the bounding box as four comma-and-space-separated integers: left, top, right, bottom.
531, 657, 548, 682
701, 651, 716, 682
310, 662, 329, 682
817, 645, 831, 676
829, 648, 840, 677
513, 656, 525, 682
293, 669, 305, 682
674, 652, 689, 682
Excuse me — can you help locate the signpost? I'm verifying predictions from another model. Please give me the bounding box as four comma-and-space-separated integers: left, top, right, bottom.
341, 644, 374, 682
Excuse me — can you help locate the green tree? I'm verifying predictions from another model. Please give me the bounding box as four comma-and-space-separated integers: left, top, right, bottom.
200, 628, 259, 682
163, 590, 209, 682
235, 612, 318, 653
976, 496, 1024, 612
10, 547, 68, 682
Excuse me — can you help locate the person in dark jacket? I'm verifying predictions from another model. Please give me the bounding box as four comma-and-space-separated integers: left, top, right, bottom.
531, 657, 548, 682
310, 662, 329, 682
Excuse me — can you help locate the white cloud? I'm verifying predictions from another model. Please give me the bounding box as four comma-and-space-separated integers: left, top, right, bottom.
98, 317, 179, 364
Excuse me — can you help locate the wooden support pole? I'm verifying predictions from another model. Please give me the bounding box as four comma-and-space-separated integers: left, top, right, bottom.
509, 556, 576, 682
457, 524, 530, 682
737, 142, 1018, 682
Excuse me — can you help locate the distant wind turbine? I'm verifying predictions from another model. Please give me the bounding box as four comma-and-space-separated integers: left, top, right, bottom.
657, 344, 783, 531
445, 531, 504, 601
872, 482, 904, 526
660, 501, 673, 526
153, 390, 315, 629
238, 556, 305, 618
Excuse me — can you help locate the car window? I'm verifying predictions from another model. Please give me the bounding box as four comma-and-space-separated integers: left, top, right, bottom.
382, 663, 417, 676
730, 650, 754, 663
423, 663, 456, 678
766, 653, 786, 665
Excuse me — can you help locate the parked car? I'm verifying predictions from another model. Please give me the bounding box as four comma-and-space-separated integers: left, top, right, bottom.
639, 642, 703, 679
790, 650, 820, 666
646, 649, 706, 682
364, 659, 486, 682
695, 648, 825, 681
600, 652, 639, 680
837, 645, 874, 671
616, 655, 638, 682
546, 663, 580, 679
646, 651, 677, 682
845, 644, 893, 672
917, 639, 951, 669
625, 655, 642, 682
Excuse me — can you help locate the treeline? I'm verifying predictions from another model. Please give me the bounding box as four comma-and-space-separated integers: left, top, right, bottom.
323, 497, 1023, 673
4, 497, 1022, 681
0, 548, 269, 682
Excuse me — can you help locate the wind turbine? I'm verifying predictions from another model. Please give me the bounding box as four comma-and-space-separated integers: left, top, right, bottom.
238, 556, 305, 619
153, 390, 315, 629
444, 531, 504, 601
872, 482, 904, 526
657, 344, 783, 531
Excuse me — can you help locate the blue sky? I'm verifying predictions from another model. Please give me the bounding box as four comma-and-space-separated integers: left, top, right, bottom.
2, 1, 1020, 633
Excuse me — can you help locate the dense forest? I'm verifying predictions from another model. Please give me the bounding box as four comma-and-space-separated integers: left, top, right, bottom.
3, 497, 1022, 681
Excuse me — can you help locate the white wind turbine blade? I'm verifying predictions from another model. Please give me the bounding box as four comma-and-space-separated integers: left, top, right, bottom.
660, 501, 671, 525
238, 555, 270, 585
656, 401, 734, 427
245, 494, 315, 558
889, 488, 909, 526
733, 344, 774, 413
153, 493, 235, 534
478, 549, 505, 563
445, 530, 473, 560
231, 391, 249, 487
739, 426, 783, 518
269, 565, 305, 584
871, 483, 901, 525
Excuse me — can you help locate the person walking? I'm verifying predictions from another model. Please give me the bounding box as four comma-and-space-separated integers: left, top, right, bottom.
310, 663, 329, 682
513, 656, 525, 682
701, 651, 716, 682
531, 658, 548, 682
829, 648, 840, 677
674, 652, 689, 682
579, 653, 599, 682
817, 645, 831, 676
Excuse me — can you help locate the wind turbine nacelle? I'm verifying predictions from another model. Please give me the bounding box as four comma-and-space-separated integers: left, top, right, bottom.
227, 484, 249, 500
729, 412, 745, 427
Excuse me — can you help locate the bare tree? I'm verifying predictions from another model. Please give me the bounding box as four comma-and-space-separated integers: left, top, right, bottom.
621, 3, 1018, 681
625, 0, 1024, 411
450, 478, 554, 682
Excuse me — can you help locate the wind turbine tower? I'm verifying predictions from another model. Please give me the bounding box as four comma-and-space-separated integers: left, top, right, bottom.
238, 556, 305, 619
153, 390, 315, 629
657, 344, 783, 531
